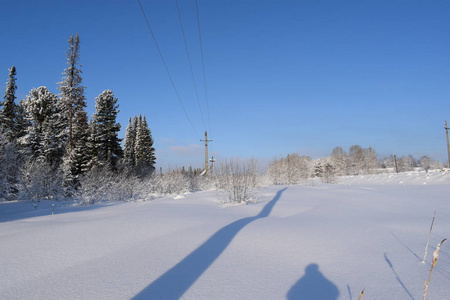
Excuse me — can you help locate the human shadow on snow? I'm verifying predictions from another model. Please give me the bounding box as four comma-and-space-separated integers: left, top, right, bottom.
287, 263, 339, 300
132, 187, 288, 300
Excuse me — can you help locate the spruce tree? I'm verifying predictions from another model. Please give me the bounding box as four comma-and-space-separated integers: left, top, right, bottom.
2, 66, 18, 141
134, 115, 156, 176
58, 34, 91, 187
0, 131, 21, 200
0, 67, 23, 200
15, 100, 29, 141
91, 89, 123, 170
58, 34, 84, 151
123, 117, 136, 168
141, 116, 156, 168
22, 87, 65, 166
63, 109, 91, 186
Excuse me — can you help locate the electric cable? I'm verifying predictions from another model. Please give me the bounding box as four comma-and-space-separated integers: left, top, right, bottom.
194, 0, 214, 157
195, 0, 212, 138
175, 0, 207, 131
137, 0, 199, 139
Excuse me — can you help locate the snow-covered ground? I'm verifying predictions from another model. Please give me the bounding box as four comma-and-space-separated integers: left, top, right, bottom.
1, 172, 449, 299
338, 168, 450, 186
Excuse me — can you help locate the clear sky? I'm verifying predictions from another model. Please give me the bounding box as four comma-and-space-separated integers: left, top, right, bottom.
1, 0, 449, 169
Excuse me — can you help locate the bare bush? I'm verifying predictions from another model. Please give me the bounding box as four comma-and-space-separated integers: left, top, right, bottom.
147, 170, 190, 196
77, 167, 143, 204
215, 158, 260, 204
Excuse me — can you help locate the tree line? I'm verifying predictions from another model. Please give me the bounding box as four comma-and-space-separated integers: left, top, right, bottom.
267, 145, 443, 185
0, 34, 155, 201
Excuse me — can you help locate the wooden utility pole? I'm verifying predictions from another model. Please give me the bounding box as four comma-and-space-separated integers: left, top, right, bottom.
287, 154, 291, 184
445, 121, 450, 168
200, 131, 212, 176
394, 155, 398, 173
209, 156, 216, 176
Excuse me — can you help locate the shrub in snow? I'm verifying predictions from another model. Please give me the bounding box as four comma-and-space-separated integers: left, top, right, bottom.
266, 154, 313, 185
215, 158, 260, 204
148, 170, 190, 196
77, 167, 142, 204
20, 161, 64, 201
312, 157, 337, 184
419, 155, 443, 173
321, 162, 337, 184
329, 146, 350, 176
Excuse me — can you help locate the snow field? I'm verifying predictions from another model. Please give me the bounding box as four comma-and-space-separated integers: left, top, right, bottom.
1, 175, 449, 299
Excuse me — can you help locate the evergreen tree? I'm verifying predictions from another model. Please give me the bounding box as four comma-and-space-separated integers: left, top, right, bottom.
15, 100, 29, 141
141, 116, 156, 168
91, 89, 123, 170
87, 119, 100, 169
123, 117, 137, 168
62, 108, 91, 190
0, 66, 23, 200
134, 115, 156, 176
0, 130, 21, 200
2, 66, 18, 141
58, 34, 91, 187
58, 34, 84, 151
21, 87, 65, 166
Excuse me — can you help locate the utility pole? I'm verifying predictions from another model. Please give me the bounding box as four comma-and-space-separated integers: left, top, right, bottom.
200, 131, 212, 176
209, 156, 216, 176
369, 145, 373, 174
445, 121, 450, 168
394, 155, 398, 173
287, 154, 291, 184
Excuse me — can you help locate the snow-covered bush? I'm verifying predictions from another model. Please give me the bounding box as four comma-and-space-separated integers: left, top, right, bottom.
215, 158, 260, 204
266, 154, 313, 185
20, 161, 64, 201
329, 146, 350, 176
77, 167, 141, 204
147, 170, 190, 196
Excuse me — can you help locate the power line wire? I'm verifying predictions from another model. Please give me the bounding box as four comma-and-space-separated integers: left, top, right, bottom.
137, 0, 199, 139
175, 0, 206, 130
195, 0, 212, 138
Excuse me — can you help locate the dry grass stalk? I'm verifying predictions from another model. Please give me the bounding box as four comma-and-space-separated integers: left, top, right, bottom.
423, 238, 447, 300
422, 210, 436, 263
358, 288, 365, 300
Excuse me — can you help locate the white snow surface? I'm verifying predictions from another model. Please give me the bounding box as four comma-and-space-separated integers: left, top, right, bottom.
1, 172, 450, 299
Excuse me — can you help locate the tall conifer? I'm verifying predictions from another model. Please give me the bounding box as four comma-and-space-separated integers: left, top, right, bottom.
91, 89, 123, 170
123, 117, 137, 168
22, 87, 65, 165
2, 66, 18, 141
58, 34, 91, 187
58, 34, 85, 151
134, 115, 156, 176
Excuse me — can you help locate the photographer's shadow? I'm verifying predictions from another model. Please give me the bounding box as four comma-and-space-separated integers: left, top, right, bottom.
287, 263, 339, 300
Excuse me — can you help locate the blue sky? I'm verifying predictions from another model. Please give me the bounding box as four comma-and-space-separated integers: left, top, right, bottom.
1, 0, 449, 169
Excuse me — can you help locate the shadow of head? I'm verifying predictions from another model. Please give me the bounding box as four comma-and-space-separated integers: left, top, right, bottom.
287, 263, 340, 300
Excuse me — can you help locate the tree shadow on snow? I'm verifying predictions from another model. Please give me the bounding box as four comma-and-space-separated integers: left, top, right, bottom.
287, 263, 339, 300
0, 200, 106, 223
132, 187, 288, 300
